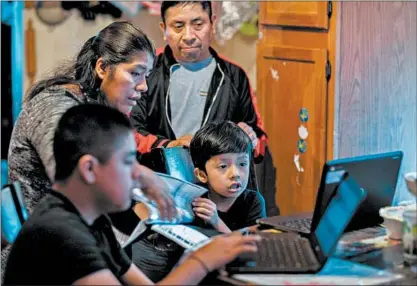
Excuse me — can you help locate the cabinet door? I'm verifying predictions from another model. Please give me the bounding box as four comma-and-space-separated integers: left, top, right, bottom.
260, 1, 330, 29
257, 45, 328, 215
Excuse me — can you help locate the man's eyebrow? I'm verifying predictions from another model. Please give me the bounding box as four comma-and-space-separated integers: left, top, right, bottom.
171, 19, 185, 25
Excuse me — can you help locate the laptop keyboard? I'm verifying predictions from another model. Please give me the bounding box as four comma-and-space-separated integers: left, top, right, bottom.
254, 234, 320, 271
279, 218, 312, 233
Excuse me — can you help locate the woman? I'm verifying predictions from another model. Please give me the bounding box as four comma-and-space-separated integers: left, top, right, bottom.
4, 21, 260, 284
8, 21, 168, 214
3, 21, 171, 280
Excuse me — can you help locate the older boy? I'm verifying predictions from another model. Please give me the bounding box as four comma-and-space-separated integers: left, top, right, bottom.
4, 105, 259, 285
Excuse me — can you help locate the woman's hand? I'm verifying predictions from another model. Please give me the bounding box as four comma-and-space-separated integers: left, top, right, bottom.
136, 164, 176, 220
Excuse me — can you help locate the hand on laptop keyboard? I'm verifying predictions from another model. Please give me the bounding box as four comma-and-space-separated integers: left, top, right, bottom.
187, 231, 261, 272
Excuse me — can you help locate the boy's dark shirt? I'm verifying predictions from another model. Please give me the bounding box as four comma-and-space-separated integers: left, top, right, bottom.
131, 188, 266, 282
4, 191, 131, 285
193, 189, 267, 230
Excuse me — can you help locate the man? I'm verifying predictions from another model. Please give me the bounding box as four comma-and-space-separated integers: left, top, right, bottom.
130, 1, 267, 163
3, 104, 260, 285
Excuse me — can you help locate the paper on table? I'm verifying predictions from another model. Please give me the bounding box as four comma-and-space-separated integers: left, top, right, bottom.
151, 224, 211, 250
232, 257, 404, 285
232, 274, 404, 285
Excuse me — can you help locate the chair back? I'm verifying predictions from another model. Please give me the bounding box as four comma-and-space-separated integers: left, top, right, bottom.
140, 147, 198, 183
1, 182, 28, 244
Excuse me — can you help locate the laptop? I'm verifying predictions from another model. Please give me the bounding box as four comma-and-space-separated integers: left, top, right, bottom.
257, 151, 403, 234
227, 175, 367, 274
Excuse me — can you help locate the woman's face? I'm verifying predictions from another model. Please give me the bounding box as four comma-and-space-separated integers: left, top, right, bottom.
96, 51, 154, 114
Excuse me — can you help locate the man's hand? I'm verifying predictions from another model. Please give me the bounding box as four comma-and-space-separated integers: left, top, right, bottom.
136, 164, 176, 220
192, 198, 220, 227
167, 134, 193, 148
237, 122, 258, 149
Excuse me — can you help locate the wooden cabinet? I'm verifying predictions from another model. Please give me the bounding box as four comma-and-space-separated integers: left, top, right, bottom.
257, 1, 336, 215
260, 1, 330, 29
257, 1, 416, 213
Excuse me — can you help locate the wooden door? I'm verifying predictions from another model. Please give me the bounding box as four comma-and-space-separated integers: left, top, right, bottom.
260, 1, 330, 29
257, 44, 328, 215
256, 1, 336, 215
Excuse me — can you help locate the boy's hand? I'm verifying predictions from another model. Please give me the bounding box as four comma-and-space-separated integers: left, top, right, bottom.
189, 231, 261, 271
192, 198, 220, 227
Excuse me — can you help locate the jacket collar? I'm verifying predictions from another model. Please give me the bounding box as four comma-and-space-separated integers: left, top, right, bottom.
160, 45, 226, 70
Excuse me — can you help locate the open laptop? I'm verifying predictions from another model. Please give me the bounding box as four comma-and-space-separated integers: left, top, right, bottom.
257, 151, 403, 234
227, 175, 367, 274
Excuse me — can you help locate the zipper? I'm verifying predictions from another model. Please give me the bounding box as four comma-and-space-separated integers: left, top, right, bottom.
201, 63, 225, 126
165, 63, 180, 134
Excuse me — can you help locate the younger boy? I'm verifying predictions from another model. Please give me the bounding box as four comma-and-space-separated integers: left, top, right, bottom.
3, 105, 259, 285
190, 121, 267, 233
132, 121, 266, 281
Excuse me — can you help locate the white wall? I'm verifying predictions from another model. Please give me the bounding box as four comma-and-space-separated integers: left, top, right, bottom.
24, 8, 258, 93
24, 9, 114, 92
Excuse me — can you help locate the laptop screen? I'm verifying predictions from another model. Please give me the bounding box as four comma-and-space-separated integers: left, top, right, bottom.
314, 176, 367, 257
311, 151, 403, 232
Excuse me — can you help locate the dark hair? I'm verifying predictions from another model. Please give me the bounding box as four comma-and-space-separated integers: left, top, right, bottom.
190, 121, 252, 171
160, 1, 212, 24
53, 104, 132, 181
26, 21, 155, 101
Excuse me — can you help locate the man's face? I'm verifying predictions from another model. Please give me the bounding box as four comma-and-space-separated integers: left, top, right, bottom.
161, 3, 215, 62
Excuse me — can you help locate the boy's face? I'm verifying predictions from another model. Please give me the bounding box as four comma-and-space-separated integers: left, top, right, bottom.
196, 153, 250, 198
93, 131, 140, 212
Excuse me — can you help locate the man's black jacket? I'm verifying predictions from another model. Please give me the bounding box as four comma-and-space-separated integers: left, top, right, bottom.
130, 45, 267, 162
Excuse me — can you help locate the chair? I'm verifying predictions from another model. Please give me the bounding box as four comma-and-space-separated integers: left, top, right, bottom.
140, 146, 198, 183
1, 182, 29, 245
254, 146, 280, 216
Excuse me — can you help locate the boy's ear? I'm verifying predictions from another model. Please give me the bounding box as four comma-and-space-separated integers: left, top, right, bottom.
194, 168, 208, 183
78, 155, 99, 184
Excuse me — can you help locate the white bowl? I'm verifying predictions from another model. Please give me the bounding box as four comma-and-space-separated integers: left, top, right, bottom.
405, 172, 417, 196
379, 203, 417, 240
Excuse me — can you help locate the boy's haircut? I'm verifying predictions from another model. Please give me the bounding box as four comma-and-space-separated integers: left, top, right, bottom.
190, 121, 253, 170
53, 104, 132, 181
160, 1, 212, 24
